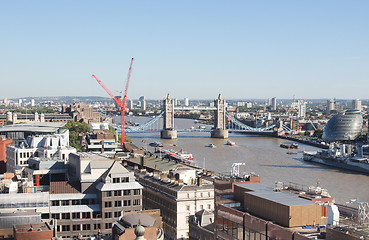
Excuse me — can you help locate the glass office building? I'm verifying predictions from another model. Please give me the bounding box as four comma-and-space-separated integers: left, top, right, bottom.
323, 109, 363, 141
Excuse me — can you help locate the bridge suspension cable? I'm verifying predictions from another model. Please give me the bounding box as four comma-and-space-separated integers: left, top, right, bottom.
225, 111, 277, 132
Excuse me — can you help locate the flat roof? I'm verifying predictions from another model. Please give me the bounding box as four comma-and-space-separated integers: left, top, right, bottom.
0, 122, 66, 133
237, 183, 315, 207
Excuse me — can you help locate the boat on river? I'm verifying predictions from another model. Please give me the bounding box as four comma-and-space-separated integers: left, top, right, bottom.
303, 143, 369, 174
280, 143, 299, 149
226, 140, 236, 146
207, 143, 216, 148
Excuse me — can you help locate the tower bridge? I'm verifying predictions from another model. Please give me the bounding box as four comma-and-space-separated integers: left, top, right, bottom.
113, 94, 289, 139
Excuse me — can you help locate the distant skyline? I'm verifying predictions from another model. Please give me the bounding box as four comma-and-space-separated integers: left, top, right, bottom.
1, 1, 368, 100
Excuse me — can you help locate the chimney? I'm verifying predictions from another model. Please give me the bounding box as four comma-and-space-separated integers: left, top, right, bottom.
140, 156, 145, 168
197, 177, 202, 186
101, 140, 104, 153
134, 165, 138, 170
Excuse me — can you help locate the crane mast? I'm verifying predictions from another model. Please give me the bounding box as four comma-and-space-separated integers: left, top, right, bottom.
92, 57, 134, 148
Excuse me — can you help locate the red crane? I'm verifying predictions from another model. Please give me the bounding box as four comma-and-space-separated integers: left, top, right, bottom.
92, 58, 134, 148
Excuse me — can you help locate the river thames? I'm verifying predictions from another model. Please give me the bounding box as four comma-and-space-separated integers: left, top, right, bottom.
122, 116, 369, 204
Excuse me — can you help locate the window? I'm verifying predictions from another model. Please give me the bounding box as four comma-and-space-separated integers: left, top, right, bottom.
200, 205, 203, 210
93, 212, 101, 218
201, 193, 203, 197
93, 224, 101, 230
123, 200, 131, 206
62, 213, 70, 219
187, 193, 190, 198
115, 201, 122, 207
123, 190, 131, 195
104, 212, 112, 219
208, 192, 211, 197
51, 213, 59, 219
105, 223, 112, 229
61, 200, 69, 206
113, 178, 120, 183
61, 225, 70, 232
133, 199, 140, 206
104, 201, 112, 208
72, 212, 80, 219
104, 191, 112, 197
208, 204, 211, 209
82, 212, 91, 219
133, 189, 140, 195
186, 216, 190, 223
51, 200, 59, 206
83, 224, 91, 230
73, 225, 80, 231
114, 211, 121, 218
114, 190, 121, 196
121, 177, 129, 182
186, 205, 190, 211
72, 200, 80, 205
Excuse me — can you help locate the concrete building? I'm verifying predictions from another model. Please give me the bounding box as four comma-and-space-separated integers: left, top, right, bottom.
298, 102, 306, 118
141, 100, 147, 111
352, 99, 362, 111
233, 183, 322, 228
6, 130, 76, 173
51, 153, 143, 238
184, 98, 189, 107
326, 99, 335, 114
135, 167, 214, 240
64, 102, 102, 123
271, 97, 277, 111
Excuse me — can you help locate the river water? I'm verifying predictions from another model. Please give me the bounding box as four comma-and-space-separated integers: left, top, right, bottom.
121, 116, 369, 204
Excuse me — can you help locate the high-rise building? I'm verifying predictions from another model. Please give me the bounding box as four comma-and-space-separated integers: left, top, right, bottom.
298, 103, 306, 118
184, 98, 189, 107
139, 96, 145, 102
326, 99, 335, 114
352, 99, 362, 111
31, 99, 35, 107
141, 100, 146, 111
271, 97, 277, 111
129, 99, 134, 109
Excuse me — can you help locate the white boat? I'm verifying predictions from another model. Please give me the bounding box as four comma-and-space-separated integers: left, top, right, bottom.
226, 140, 236, 146
207, 143, 216, 148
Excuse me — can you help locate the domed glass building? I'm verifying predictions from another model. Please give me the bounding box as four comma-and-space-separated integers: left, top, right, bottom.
323, 109, 363, 141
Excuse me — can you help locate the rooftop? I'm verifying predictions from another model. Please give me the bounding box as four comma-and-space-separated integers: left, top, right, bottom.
237, 183, 316, 207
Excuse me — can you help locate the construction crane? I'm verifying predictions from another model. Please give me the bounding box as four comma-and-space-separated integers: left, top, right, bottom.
92, 58, 134, 148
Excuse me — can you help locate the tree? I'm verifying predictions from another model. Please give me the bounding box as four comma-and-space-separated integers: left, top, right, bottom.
63, 121, 90, 151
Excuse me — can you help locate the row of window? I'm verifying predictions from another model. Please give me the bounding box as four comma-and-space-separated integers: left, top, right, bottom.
103, 199, 141, 208
51, 212, 101, 220
186, 204, 212, 211
112, 177, 129, 183
59, 223, 104, 232
186, 192, 212, 198
103, 189, 140, 197
51, 199, 96, 206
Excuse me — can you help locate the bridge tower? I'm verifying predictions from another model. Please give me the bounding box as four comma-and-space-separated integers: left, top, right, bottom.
211, 94, 229, 139
161, 94, 177, 139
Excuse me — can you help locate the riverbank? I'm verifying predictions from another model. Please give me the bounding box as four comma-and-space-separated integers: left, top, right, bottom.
278, 135, 329, 149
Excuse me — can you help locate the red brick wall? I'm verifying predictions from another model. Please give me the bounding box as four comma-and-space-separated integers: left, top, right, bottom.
14, 230, 53, 240
0, 138, 12, 173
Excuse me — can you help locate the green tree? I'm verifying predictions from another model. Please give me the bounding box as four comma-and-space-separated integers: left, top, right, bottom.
63, 121, 90, 151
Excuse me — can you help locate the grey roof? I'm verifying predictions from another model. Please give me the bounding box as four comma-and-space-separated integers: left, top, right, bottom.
0, 122, 66, 133
96, 181, 143, 191
50, 204, 100, 213
120, 213, 156, 227
237, 183, 315, 207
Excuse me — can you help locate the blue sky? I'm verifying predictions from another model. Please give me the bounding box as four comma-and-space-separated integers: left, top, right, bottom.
1, 1, 368, 100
